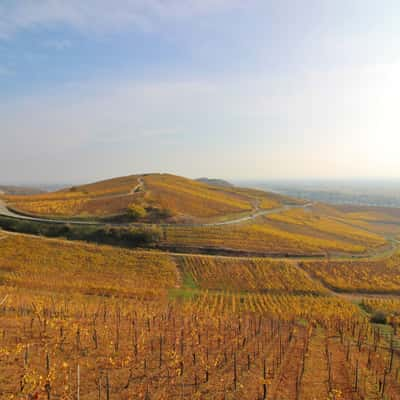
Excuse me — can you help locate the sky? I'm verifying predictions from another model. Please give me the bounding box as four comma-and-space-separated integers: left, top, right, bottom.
1, 0, 400, 184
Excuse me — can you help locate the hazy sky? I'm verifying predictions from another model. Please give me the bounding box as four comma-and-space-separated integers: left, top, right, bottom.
1, 1, 400, 184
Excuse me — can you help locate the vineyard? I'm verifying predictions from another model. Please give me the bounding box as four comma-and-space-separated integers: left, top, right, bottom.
361, 298, 400, 328
1, 285, 400, 398
266, 207, 386, 249
162, 213, 387, 256
188, 292, 360, 321
3, 174, 397, 262
300, 253, 400, 294
1, 232, 400, 398
142, 174, 253, 219
4, 173, 291, 221
337, 205, 400, 225
177, 255, 327, 294
0, 235, 178, 298
4, 1, 400, 396
362, 298, 400, 316
6, 193, 146, 218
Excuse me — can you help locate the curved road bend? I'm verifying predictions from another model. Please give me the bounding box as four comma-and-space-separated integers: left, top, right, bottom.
0, 199, 104, 225
0, 177, 146, 226
201, 203, 312, 227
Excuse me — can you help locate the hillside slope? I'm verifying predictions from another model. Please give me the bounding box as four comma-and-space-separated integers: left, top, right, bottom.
3, 173, 294, 222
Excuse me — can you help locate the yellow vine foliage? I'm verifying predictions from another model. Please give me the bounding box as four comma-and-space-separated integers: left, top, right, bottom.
0, 234, 178, 297
179, 255, 327, 293
301, 252, 400, 293
6, 173, 290, 220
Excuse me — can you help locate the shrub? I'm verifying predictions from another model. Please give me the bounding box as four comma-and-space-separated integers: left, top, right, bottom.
0, 216, 160, 248
370, 311, 388, 324
146, 206, 174, 220
127, 204, 147, 220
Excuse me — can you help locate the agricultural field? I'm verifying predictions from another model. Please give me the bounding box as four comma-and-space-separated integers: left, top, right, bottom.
300, 252, 400, 294
7, 194, 145, 219
333, 204, 400, 236
4, 291, 392, 400
3, 173, 291, 222
336, 204, 400, 224
361, 298, 400, 325
266, 206, 386, 249
177, 255, 327, 294
0, 234, 179, 298
189, 291, 359, 321
3, 174, 398, 261
1, 232, 400, 398
4, 2, 400, 398
3, 174, 148, 218
142, 174, 253, 219
162, 210, 388, 256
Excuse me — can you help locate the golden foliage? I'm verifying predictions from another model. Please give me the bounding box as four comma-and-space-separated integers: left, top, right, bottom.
190, 291, 359, 321
163, 218, 374, 255
143, 174, 253, 218
0, 234, 392, 399
267, 208, 386, 249
301, 252, 400, 293
0, 235, 178, 297
6, 173, 289, 220
179, 255, 327, 293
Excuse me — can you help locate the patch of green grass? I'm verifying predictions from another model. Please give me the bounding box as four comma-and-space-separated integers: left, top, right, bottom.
168, 269, 200, 300
168, 287, 200, 300
296, 318, 309, 327
182, 272, 198, 290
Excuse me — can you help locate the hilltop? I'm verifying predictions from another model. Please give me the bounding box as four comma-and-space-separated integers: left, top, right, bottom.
3, 173, 294, 223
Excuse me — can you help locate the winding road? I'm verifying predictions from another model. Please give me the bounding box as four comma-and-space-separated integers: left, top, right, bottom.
1, 194, 400, 300
1, 191, 399, 262
202, 203, 312, 227
0, 198, 104, 225
0, 176, 314, 226
0, 195, 312, 227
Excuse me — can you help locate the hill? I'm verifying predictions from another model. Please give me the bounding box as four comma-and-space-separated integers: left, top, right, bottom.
3, 173, 293, 222
3, 174, 400, 259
